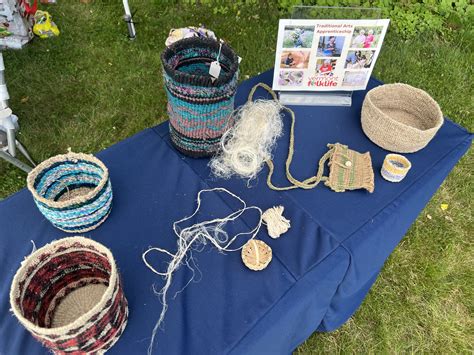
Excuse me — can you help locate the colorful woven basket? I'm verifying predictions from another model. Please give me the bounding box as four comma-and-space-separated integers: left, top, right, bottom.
361, 83, 444, 153
9, 236, 128, 354
27, 152, 113, 233
161, 36, 240, 157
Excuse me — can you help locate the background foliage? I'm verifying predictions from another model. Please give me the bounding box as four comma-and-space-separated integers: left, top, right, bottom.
193, 0, 473, 41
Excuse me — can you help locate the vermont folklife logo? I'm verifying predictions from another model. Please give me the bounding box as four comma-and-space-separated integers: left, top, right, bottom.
307, 75, 339, 87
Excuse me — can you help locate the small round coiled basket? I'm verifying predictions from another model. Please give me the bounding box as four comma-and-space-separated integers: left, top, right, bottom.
161, 36, 240, 157
361, 83, 444, 153
27, 152, 113, 233
9, 236, 128, 354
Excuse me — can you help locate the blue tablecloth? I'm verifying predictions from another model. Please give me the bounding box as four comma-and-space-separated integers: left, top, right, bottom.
0, 71, 471, 354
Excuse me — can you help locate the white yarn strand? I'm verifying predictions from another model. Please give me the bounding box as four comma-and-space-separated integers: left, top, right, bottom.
30, 240, 37, 254
209, 99, 284, 180
142, 188, 263, 355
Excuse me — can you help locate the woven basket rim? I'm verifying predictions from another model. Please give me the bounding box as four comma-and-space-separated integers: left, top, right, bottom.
364, 83, 444, 134
385, 153, 412, 170
26, 152, 109, 209
9, 236, 118, 335
161, 36, 239, 87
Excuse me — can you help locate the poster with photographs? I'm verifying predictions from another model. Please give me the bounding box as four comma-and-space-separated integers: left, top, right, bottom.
273, 19, 390, 91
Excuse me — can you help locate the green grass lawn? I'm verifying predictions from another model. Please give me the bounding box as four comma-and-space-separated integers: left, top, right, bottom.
1, 1, 472, 353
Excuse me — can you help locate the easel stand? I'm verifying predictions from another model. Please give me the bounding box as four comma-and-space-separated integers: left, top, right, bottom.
279, 5, 382, 107
0, 53, 35, 172
279, 91, 352, 106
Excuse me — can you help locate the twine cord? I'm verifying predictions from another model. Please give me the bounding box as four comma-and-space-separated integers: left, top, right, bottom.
29, 240, 37, 255
244, 82, 334, 191
142, 188, 263, 355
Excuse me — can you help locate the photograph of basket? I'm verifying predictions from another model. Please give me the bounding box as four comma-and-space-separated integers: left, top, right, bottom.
361, 83, 444, 153
9, 236, 128, 353
27, 152, 113, 233
161, 36, 240, 157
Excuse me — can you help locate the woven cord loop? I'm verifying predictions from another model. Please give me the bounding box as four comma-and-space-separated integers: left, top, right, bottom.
245, 82, 331, 191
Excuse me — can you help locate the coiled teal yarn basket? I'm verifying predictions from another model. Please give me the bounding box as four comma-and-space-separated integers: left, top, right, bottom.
27, 152, 113, 233
161, 37, 239, 157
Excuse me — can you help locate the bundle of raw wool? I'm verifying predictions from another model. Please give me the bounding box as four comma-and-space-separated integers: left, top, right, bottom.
209, 98, 284, 180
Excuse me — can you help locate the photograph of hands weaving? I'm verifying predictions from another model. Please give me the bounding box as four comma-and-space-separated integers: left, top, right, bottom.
0, 1, 472, 354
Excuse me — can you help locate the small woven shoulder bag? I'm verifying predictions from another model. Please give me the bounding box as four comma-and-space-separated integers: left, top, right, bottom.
247, 83, 374, 193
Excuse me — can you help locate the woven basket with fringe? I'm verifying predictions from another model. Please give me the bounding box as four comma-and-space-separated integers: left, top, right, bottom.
361, 83, 444, 153
27, 152, 113, 233
9, 236, 128, 354
162, 36, 239, 157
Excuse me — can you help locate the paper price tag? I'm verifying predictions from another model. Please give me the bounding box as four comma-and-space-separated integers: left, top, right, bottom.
209, 61, 221, 80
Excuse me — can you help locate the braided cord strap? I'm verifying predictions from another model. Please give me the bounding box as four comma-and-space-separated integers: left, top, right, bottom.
246, 83, 330, 191
249, 83, 374, 193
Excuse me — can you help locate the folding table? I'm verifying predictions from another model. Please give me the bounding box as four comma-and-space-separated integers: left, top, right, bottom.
0, 71, 471, 354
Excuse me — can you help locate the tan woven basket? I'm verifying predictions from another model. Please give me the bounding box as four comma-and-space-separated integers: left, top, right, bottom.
361, 83, 444, 153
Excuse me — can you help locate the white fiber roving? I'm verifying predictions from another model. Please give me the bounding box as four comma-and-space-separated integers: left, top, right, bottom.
142, 188, 263, 355
209, 99, 284, 180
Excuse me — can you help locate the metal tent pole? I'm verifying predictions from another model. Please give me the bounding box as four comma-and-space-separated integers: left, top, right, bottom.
122, 0, 136, 40
0, 52, 35, 173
